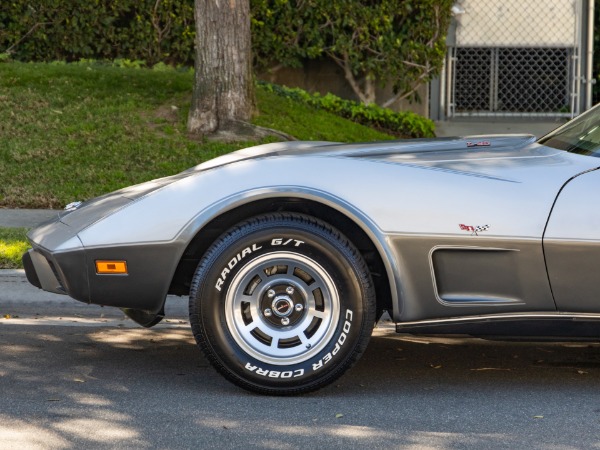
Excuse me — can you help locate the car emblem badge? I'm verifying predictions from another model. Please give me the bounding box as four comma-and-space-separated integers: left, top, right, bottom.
64, 201, 82, 211
466, 140, 491, 148
459, 224, 490, 236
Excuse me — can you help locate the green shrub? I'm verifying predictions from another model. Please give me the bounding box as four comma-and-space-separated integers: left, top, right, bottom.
259, 82, 435, 138
0, 0, 195, 65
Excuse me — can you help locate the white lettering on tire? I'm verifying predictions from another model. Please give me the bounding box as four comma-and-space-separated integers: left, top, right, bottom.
271, 238, 305, 247
245, 363, 304, 378
215, 243, 262, 291
312, 309, 354, 372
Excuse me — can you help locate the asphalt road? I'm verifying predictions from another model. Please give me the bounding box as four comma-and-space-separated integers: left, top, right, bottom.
2, 274, 600, 449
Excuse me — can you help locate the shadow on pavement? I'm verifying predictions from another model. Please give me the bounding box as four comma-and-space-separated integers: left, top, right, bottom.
1, 318, 599, 449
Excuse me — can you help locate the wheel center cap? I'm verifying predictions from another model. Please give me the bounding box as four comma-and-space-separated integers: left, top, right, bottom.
272, 296, 294, 317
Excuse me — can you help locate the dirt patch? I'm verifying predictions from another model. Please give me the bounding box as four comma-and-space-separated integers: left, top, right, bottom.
154, 104, 181, 124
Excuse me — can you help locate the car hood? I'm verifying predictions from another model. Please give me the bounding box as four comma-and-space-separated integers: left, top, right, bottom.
58, 134, 598, 231
338, 135, 565, 183
187, 134, 538, 161
231, 134, 599, 184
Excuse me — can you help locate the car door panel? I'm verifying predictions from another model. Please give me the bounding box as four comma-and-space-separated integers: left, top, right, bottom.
545, 168, 600, 312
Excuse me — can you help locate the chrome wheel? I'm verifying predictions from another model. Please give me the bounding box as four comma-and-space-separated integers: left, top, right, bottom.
225, 252, 339, 365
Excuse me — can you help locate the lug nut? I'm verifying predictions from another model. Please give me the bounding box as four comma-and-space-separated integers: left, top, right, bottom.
286, 286, 294, 295
264, 308, 272, 317
281, 317, 290, 326
267, 289, 276, 298
295, 303, 304, 312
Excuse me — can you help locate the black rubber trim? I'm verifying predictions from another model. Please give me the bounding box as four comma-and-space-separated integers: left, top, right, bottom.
22, 250, 42, 289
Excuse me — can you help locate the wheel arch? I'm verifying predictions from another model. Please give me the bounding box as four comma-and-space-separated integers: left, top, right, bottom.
168, 189, 399, 318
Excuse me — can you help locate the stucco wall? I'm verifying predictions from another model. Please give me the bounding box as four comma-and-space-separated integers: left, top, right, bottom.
454, 0, 577, 47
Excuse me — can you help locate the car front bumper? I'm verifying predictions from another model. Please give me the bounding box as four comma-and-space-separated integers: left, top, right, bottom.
23, 244, 89, 302
23, 215, 183, 314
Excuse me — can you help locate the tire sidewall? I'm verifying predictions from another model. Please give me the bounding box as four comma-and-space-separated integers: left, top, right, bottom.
193, 219, 370, 390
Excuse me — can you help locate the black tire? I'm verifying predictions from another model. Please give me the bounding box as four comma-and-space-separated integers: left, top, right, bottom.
189, 213, 376, 395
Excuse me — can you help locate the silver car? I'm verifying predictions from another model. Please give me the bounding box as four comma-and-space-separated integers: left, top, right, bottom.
23, 105, 600, 395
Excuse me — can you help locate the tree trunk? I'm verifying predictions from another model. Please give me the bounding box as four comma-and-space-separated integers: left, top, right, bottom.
333, 52, 377, 105
187, 0, 255, 135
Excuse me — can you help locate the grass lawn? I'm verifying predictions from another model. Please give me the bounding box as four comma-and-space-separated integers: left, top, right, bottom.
0, 61, 393, 209
0, 228, 29, 269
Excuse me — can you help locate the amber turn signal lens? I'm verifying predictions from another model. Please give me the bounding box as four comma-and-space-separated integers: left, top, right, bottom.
95, 260, 128, 275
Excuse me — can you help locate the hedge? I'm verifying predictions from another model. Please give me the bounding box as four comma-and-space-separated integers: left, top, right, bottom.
259, 82, 435, 138
0, 0, 195, 65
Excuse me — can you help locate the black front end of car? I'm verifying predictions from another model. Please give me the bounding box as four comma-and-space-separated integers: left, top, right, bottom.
23, 240, 90, 303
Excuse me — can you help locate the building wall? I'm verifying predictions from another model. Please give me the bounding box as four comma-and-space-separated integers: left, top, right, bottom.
455, 0, 577, 47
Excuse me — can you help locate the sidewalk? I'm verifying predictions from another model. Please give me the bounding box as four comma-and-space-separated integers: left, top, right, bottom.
434, 118, 564, 138
0, 209, 60, 228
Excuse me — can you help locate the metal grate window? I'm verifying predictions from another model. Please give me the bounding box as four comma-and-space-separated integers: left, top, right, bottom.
447, 0, 580, 118
454, 47, 573, 115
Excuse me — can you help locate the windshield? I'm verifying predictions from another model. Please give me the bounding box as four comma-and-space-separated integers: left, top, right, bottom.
538, 104, 600, 156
